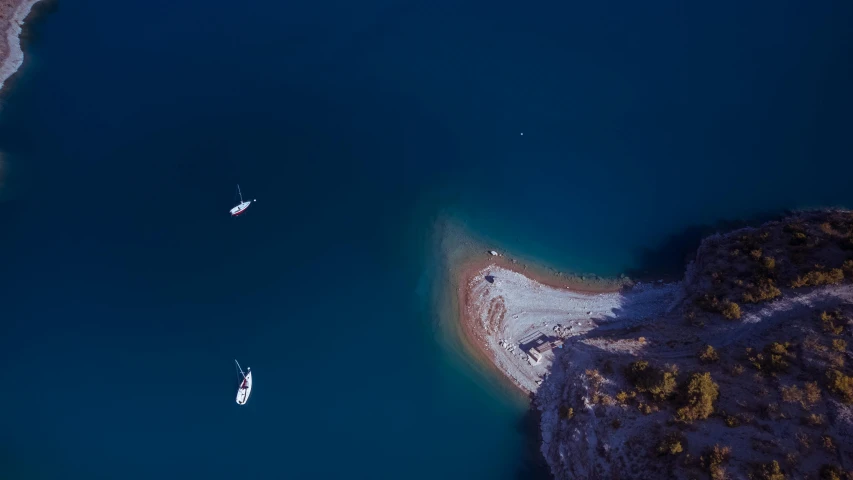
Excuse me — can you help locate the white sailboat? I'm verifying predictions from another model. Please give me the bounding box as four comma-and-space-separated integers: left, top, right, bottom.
235, 359, 252, 405
230, 185, 256, 217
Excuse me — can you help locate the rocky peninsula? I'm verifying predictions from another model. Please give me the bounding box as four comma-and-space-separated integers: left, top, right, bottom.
455, 210, 853, 479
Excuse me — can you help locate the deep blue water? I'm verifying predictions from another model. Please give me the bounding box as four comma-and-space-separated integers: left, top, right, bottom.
2, 0, 853, 478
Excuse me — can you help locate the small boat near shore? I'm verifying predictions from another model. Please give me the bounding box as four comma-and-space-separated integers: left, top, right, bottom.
235, 359, 252, 405
230, 184, 256, 217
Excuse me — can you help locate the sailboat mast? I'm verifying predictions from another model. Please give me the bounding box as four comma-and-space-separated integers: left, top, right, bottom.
237, 184, 243, 203
235, 359, 247, 379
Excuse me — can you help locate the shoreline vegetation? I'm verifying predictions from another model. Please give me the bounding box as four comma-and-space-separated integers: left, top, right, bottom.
0, 0, 41, 94
447, 209, 853, 479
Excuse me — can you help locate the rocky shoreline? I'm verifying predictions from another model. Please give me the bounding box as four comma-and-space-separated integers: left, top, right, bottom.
0, 0, 42, 94
453, 210, 853, 479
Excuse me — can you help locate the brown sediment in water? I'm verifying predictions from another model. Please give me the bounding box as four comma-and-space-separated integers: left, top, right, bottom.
0, 0, 42, 94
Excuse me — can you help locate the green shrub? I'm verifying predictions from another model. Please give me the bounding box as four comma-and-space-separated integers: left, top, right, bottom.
558, 405, 574, 420
625, 361, 678, 401
675, 372, 719, 423
695, 295, 742, 320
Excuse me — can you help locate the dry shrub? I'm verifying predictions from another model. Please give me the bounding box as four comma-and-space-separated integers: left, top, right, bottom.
822, 435, 836, 453
730, 363, 745, 376
763, 402, 781, 420
781, 385, 804, 405
832, 339, 847, 352
803, 413, 825, 427
699, 345, 720, 364
696, 295, 742, 319
742, 277, 782, 303
785, 451, 799, 467
791, 268, 844, 288
724, 413, 740, 428
749, 342, 793, 374
584, 369, 604, 400
700, 444, 732, 480
796, 431, 811, 450
819, 464, 851, 480
829, 352, 845, 368
820, 310, 845, 336
804, 382, 821, 406
558, 405, 574, 420
804, 336, 828, 353
791, 232, 808, 246
750, 460, 786, 480
722, 301, 742, 320
826, 369, 853, 403
656, 431, 684, 456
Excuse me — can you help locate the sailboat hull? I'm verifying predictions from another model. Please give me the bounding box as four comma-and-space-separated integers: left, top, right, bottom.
236, 371, 252, 405
230, 201, 251, 216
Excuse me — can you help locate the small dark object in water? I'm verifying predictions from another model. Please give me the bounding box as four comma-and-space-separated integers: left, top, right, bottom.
485, 275, 495, 284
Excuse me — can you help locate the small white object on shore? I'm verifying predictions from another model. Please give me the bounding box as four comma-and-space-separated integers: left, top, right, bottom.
489, 250, 499, 256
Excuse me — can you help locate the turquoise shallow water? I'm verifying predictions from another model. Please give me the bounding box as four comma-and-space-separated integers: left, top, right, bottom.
2, 0, 853, 478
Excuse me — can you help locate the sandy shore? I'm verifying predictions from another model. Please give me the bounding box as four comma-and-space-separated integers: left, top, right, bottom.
455, 252, 681, 394
0, 0, 42, 94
